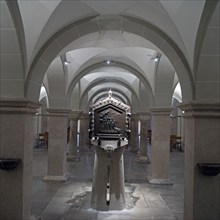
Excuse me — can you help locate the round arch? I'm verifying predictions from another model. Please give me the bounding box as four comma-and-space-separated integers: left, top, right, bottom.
24, 14, 194, 102
66, 60, 153, 108
79, 78, 140, 110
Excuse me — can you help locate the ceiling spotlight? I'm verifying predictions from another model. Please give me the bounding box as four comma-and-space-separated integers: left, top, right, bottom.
150, 53, 161, 62
106, 60, 111, 64
64, 61, 70, 65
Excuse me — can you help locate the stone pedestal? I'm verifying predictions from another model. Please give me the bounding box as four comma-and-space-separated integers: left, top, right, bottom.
67, 111, 81, 162
130, 114, 139, 152
179, 101, 220, 220
43, 108, 70, 181
80, 112, 90, 148
0, 98, 40, 220
147, 107, 173, 184
136, 112, 150, 163
91, 146, 125, 211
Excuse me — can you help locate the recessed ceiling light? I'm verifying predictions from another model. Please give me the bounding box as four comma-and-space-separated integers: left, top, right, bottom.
106, 60, 111, 64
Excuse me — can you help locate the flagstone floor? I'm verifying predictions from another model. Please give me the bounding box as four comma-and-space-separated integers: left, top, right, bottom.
32, 146, 184, 220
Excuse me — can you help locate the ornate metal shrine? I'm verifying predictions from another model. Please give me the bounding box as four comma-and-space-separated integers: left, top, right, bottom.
89, 90, 131, 210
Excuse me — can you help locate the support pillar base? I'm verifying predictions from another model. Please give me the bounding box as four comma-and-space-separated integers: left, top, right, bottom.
43, 173, 69, 182
129, 148, 138, 153
146, 176, 173, 185
67, 155, 78, 162
136, 155, 150, 163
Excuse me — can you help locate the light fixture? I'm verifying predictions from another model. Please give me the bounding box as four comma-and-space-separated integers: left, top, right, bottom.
106, 60, 111, 64
64, 61, 71, 65
150, 53, 161, 62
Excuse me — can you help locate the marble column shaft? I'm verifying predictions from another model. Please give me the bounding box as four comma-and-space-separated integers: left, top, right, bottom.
148, 107, 173, 184
0, 99, 40, 220
179, 101, 220, 220
130, 114, 139, 152
44, 108, 70, 181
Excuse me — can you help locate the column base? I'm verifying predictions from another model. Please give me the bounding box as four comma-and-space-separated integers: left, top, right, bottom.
136, 155, 150, 163
146, 176, 173, 185
67, 155, 79, 162
43, 173, 69, 182
129, 148, 138, 153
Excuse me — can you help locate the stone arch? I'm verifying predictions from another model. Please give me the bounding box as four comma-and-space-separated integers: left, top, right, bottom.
25, 14, 98, 101
194, 0, 219, 74
24, 14, 194, 103
66, 60, 153, 108
1, 1, 25, 97
194, 1, 220, 100
79, 78, 140, 110
6, 0, 27, 73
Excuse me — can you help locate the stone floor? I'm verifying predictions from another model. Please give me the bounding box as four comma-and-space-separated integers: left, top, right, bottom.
32, 146, 184, 220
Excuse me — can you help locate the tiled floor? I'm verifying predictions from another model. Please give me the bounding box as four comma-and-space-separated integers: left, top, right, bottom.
32, 146, 184, 220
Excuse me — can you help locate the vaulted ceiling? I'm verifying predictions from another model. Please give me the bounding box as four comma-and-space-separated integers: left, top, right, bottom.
1, 0, 219, 112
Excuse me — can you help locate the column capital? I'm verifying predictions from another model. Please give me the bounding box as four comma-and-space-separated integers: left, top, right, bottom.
47, 108, 72, 117
131, 113, 138, 120
80, 111, 90, 119
0, 98, 41, 114
137, 111, 150, 121
70, 110, 82, 120
149, 107, 173, 115
178, 101, 220, 118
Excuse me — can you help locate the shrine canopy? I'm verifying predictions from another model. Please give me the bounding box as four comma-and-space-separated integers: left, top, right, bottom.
89, 90, 131, 139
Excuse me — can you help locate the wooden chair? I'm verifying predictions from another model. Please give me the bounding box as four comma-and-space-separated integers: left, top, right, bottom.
170, 135, 177, 152
39, 132, 48, 148
176, 136, 182, 151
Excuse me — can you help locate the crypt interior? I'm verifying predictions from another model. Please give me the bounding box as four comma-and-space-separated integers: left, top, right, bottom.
0, 1, 220, 220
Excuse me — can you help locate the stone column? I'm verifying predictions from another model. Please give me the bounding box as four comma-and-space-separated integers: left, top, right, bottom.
147, 107, 173, 184
80, 112, 90, 148
0, 98, 40, 220
179, 101, 220, 220
136, 112, 150, 163
43, 108, 71, 181
67, 111, 81, 161
130, 114, 139, 152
